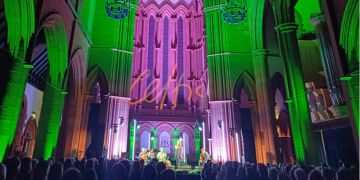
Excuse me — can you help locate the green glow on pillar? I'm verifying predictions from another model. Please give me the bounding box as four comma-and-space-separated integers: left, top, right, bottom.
4, 0, 35, 56
194, 128, 201, 161
31, 19, 68, 159
44, 22, 68, 88
34, 84, 67, 160
129, 120, 135, 159
80, 0, 97, 36
0, 63, 32, 162
151, 128, 158, 149
171, 129, 180, 161
339, 0, 359, 70
294, 0, 320, 33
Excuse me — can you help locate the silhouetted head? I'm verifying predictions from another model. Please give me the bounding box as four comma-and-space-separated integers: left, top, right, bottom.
32, 160, 50, 180
85, 159, 95, 170
64, 158, 74, 171
82, 169, 98, 180
308, 169, 322, 180
336, 167, 350, 180
62, 168, 81, 180
159, 169, 176, 180
294, 168, 307, 180
156, 161, 166, 174
143, 164, 157, 180
18, 157, 32, 179
0, 163, 6, 180
48, 162, 63, 180
3, 156, 20, 180
268, 167, 279, 180
108, 163, 128, 180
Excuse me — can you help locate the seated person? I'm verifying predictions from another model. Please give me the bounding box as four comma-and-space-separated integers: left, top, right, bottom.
139, 148, 148, 160
147, 149, 156, 160
199, 148, 211, 167
157, 148, 167, 162
157, 148, 171, 167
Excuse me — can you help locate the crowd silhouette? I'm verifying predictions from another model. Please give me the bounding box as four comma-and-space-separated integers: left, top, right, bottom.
0, 156, 358, 180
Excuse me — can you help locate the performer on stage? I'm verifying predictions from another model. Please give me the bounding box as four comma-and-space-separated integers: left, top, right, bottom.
175, 137, 184, 166
139, 148, 148, 160
157, 147, 171, 167
157, 147, 168, 162
198, 147, 211, 167
147, 149, 155, 160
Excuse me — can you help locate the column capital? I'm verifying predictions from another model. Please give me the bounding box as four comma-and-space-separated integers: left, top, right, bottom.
310, 13, 326, 26
252, 49, 269, 56
106, 95, 131, 101
275, 22, 298, 33
23, 64, 33, 69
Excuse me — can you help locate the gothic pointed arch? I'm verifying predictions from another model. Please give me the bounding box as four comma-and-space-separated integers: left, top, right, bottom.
87, 65, 110, 96
36, 13, 69, 89
4, 0, 35, 56
233, 71, 256, 102
340, 0, 359, 71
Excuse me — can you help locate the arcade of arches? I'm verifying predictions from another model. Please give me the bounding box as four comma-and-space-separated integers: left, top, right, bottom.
0, 0, 358, 168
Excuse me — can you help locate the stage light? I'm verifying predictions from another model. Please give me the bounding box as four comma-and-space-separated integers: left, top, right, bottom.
132, 119, 137, 161
137, 124, 140, 129
202, 122, 206, 150
198, 127, 202, 131
235, 132, 241, 162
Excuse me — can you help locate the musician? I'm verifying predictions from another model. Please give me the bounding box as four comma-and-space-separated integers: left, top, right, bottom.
157, 147, 167, 162
198, 147, 211, 167
139, 148, 148, 160
175, 137, 184, 166
147, 149, 155, 160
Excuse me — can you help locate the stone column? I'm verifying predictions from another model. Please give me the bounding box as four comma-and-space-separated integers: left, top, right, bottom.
252, 49, 278, 164
275, 22, 317, 163
0, 61, 32, 161
310, 14, 346, 116
33, 84, 67, 159
209, 100, 234, 161
77, 94, 93, 158
105, 96, 131, 159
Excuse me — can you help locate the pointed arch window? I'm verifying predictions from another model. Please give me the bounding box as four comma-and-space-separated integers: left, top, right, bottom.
177, 17, 184, 104
163, 17, 169, 87
147, 16, 155, 87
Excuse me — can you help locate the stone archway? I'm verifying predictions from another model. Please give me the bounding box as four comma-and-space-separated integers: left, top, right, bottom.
57, 48, 87, 158
32, 13, 69, 159
82, 65, 110, 158
22, 117, 37, 158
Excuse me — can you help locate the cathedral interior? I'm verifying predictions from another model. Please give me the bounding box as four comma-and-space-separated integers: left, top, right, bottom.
0, 0, 359, 173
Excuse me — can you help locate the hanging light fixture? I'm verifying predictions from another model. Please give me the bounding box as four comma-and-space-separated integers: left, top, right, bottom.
106, 0, 130, 19
221, 0, 247, 24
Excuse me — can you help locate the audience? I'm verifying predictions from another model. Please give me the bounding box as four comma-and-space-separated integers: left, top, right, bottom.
0, 155, 358, 180
0, 163, 6, 180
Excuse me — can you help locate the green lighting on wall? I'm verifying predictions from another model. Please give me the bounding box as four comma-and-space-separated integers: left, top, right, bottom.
4, 0, 35, 56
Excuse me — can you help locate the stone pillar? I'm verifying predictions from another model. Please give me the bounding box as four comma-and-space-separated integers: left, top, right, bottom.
311, 14, 346, 116
209, 100, 234, 161
77, 94, 93, 158
275, 22, 317, 163
252, 49, 278, 164
59, 87, 85, 158
33, 84, 67, 159
105, 96, 131, 159
0, 61, 32, 161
